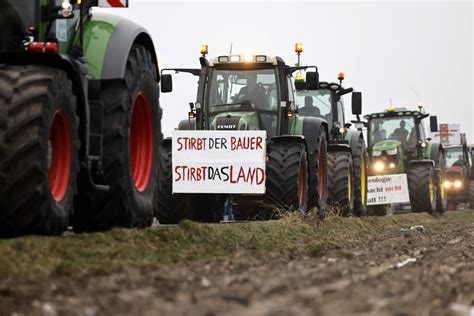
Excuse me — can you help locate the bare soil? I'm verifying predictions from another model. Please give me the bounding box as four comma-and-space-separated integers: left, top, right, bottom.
1, 213, 474, 316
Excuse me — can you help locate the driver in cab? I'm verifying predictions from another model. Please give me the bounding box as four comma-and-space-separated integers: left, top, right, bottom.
236, 73, 267, 109
390, 120, 409, 143
298, 96, 321, 117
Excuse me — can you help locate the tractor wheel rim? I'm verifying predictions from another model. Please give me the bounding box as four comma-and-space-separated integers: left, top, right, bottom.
318, 144, 324, 198
299, 162, 304, 208
130, 91, 153, 192
361, 156, 366, 205
48, 110, 71, 202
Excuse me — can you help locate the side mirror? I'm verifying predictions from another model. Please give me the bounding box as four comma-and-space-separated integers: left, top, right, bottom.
430, 116, 438, 133
351, 92, 362, 115
161, 74, 173, 93
305, 71, 319, 90
97, 0, 129, 7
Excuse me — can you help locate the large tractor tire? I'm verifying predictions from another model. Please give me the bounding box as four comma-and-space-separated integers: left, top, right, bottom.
468, 180, 474, 209
73, 45, 162, 231
352, 138, 368, 216
307, 128, 328, 218
327, 151, 354, 216
265, 141, 308, 214
155, 141, 185, 224
0, 65, 79, 236
408, 164, 437, 213
435, 152, 447, 213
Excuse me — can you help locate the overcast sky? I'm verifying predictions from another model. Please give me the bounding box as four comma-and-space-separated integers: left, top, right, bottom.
101, 1, 473, 141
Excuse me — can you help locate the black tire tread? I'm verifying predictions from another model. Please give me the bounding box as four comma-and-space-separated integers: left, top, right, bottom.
307, 129, 328, 216
73, 45, 161, 231
408, 164, 437, 213
327, 151, 354, 215
155, 142, 185, 224
468, 180, 474, 208
352, 138, 368, 216
0, 65, 79, 236
265, 141, 307, 212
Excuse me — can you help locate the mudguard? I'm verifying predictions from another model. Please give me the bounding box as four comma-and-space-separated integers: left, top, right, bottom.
84, 13, 158, 81
178, 119, 196, 130
0, 51, 89, 160
428, 142, 444, 166
163, 137, 172, 147
346, 129, 365, 156
271, 135, 307, 153
328, 143, 351, 152
409, 159, 435, 167
300, 117, 328, 155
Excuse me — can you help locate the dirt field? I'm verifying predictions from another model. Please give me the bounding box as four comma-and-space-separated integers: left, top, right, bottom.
1, 211, 474, 316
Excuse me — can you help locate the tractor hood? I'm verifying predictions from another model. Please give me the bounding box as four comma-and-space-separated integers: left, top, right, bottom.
372, 140, 401, 152
446, 166, 465, 179
210, 111, 261, 131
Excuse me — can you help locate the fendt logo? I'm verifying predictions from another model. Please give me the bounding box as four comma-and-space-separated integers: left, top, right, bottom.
217, 125, 237, 130
99, 0, 128, 7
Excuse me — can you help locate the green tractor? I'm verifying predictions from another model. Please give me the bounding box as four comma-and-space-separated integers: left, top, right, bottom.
295, 72, 368, 216
0, 0, 162, 236
365, 106, 447, 215
156, 44, 329, 223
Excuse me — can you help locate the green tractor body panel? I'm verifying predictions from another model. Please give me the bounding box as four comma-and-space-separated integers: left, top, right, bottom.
82, 13, 121, 80
372, 139, 400, 152
371, 139, 406, 174
288, 116, 304, 135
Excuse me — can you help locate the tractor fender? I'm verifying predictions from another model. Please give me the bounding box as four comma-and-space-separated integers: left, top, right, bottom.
0, 52, 89, 160
270, 135, 308, 153
409, 159, 435, 167
178, 119, 196, 130
428, 142, 444, 167
328, 143, 351, 153
347, 129, 364, 156
162, 137, 172, 148
103, 18, 158, 80
301, 117, 329, 155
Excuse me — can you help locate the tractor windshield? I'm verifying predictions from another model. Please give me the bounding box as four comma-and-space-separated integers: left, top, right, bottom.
295, 89, 332, 123
368, 116, 417, 149
207, 68, 279, 136
445, 147, 464, 168
1, 0, 33, 50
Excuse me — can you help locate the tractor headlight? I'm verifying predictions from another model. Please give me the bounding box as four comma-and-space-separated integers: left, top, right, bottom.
386, 148, 398, 155
373, 161, 385, 172
454, 180, 463, 188
372, 150, 382, 157
389, 162, 396, 169
444, 181, 452, 189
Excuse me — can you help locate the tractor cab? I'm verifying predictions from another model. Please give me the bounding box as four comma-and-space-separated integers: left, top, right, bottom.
295, 73, 363, 140
205, 55, 282, 137
161, 45, 320, 139
364, 107, 433, 174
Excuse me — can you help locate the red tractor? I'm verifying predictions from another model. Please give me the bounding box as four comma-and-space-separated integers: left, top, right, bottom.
443, 134, 472, 209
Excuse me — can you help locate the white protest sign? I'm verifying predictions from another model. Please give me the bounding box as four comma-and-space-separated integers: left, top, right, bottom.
172, 130, 266, 194
367, 174, 410, 205
430, 123, 461, 146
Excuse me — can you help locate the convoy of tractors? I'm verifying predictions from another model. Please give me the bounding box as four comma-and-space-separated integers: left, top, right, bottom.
0, 0, 473, 237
